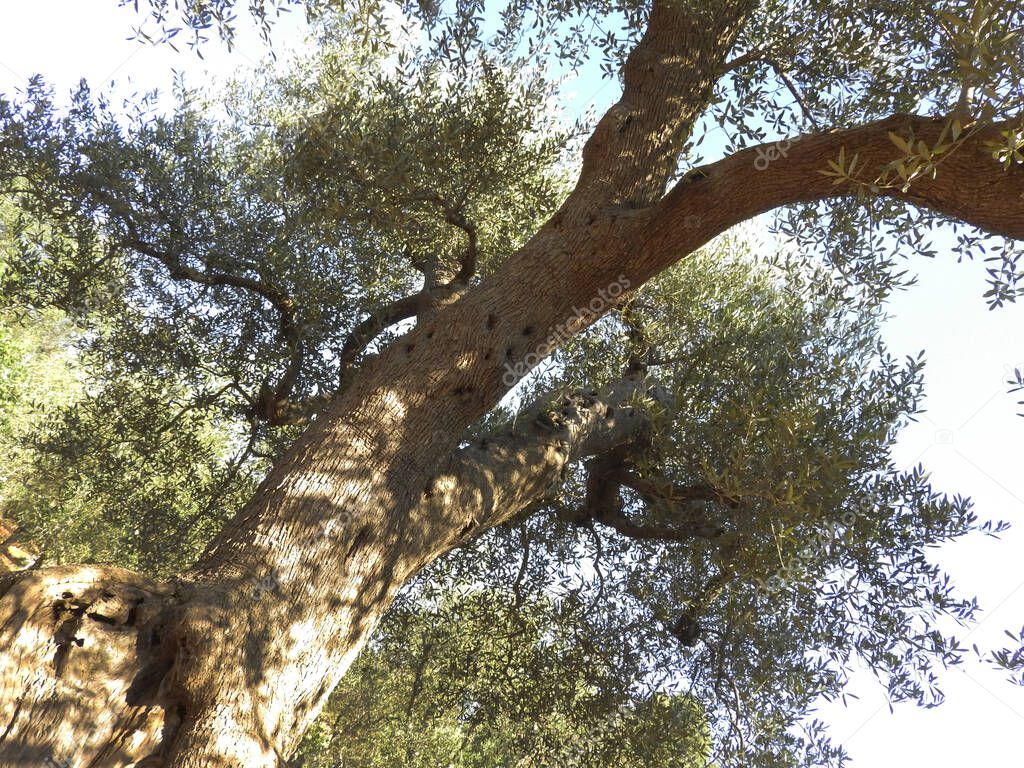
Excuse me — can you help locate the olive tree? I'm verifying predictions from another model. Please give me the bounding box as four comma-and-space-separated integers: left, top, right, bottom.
0, 0, 1022, 765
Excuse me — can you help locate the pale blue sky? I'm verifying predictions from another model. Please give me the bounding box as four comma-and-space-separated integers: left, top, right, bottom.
1, 2, 1023, 764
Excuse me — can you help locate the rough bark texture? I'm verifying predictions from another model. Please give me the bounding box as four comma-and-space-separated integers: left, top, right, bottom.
1, 0, 1022, 764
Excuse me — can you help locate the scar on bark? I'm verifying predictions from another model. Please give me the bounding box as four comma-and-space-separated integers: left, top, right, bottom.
52, 592, 88, 676
458, 518, 478, 540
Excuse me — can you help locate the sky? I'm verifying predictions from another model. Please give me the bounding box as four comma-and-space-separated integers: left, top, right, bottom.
2, 2, 1023, 764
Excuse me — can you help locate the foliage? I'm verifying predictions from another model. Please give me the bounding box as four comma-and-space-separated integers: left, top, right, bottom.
297, 590, 709, 767
0, 227, 255, 574
0, 228, 87, 563
1, 0, 1023, 764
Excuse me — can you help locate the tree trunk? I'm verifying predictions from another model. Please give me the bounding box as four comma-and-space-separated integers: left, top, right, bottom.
2, 0, 1023, 762
0, 370, 655, 767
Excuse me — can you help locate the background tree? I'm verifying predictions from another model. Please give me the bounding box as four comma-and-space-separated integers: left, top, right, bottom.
0, 0, 1022, 766
296, 590, 710, 767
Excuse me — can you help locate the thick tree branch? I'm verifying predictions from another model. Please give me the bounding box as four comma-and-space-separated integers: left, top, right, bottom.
577, 0, 757, 207
611, 467, 739, 511
549, 476, 725, 543
625, 114, 1024, 288
414, 377, 655, 551
415, 376, 728, 551
335, 191, 479, 389
335, 283, 463, 389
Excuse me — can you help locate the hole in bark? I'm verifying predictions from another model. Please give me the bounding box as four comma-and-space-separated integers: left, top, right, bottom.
521, 326, 533, 336
53, 645, 70, 676
486, 314, 496, 329
346, 526, 372, 560
453, 385, 473, 397
425, 329, 435, 339
606, 406, 615, 420
484, 350, 492, 361
505, 347, 515, 360
405, 343, 415, 354
126, 598, 144, 627
87, 611, 118, 626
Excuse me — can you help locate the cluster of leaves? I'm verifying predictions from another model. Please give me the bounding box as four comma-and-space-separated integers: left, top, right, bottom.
989, 624, 1024, 686
702, 0, 1024, 147
0, 220, 257, 574
126, 0, 649, 76
296, 589, 709, 767
4, 365, 258, 574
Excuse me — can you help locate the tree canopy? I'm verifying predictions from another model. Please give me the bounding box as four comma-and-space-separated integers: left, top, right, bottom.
1, 0, 1023, 765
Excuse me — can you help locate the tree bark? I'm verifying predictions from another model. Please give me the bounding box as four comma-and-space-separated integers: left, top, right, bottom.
1, 0, 1022, 764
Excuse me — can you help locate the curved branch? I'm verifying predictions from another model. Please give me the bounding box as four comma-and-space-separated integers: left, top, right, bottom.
719, 46, 770, 73
335, 190, 480, 388
594, 507, 723, 542
335, 286, 460, 389
122, 235, 307, 421
406, 190, 479, 285
767, 59, 820, 130
573, 449, 727, 542
626, 113, 1024, 288
82, 181, 308, 422
611, 467, 739, 511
